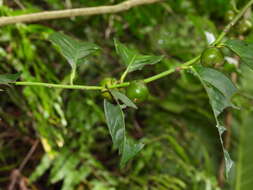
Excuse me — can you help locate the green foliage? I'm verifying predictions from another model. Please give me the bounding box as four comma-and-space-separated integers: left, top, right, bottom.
104, 99, 144, 168
30, 154, 52, 182
49, 32, 100, 68
193, 66, 237, 178
224, 39, 253, 70
110, 90, 137, 109
114, 39, 163, 73
0, 73, 21, 84
150, 16, 206, 61
194, 66, 237, 106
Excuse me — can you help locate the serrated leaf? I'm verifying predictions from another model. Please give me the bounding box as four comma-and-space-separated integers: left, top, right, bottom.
110, 89, 137, 109
114, 39, 135, 66
0, 72, 21, 84
205, 85, 233, 117
104, 100, 144, 168
224, 39, 253, 70
193, 66, 237, 178
128, 55, 164, 72
195, 66, 237, 99
194, 66, 237, 117
114, 39, 163, 73
120, 138, 144, 168
49, 32, 99, 68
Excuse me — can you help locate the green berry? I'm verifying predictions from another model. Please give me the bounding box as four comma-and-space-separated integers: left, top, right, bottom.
126, 81, 149, 103
100, 77, 117, 101
100, 77, 117, 87
201, 47, 224, 67
225, 10, 235, 22
237, 19, 252, 34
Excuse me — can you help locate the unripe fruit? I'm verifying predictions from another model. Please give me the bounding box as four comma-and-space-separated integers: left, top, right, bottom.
201, 47, 224, 67
100, 77, 117, 101
225, 10, 235, 22
237, 19, 252, 34
100, 77, 117, 87
126, 81, 149, 103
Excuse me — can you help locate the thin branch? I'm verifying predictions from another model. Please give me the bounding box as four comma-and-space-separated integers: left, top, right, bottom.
13, 0, 25, 10
0, 0, 161, 26
14, 81, 103, 90
218, 57, 239, 187
8, 140, 39, 190
19, 139, 39, 171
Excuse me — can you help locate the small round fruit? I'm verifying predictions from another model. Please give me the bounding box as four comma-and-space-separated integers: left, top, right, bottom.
201, 47, 224, 67
237, 19, 252, 34
100, 77, 117, 87
100, 77, 117, 101
225, 10, 235, 22
126, 81, 149, 103
101, 90, 113, 101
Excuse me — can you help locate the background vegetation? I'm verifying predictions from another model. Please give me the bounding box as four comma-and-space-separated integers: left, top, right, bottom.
0, 0, 253, 190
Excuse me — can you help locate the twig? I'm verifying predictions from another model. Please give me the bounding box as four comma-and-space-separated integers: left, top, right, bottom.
0, 0, 161, 26
19, 139, 39, 171
8, 140, 39, 190
13, 0, 25, 10
13, 81, 103, 90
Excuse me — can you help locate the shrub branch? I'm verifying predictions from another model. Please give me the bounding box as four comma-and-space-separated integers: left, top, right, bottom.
0, 0, 161, 26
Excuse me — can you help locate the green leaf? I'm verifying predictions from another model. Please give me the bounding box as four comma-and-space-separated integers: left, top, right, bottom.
0, 72, 21, 84
110, 89, 137, 109
234, 111, 253, 190
104, 100, 144, 168
194, 66, 237, 117
195, 66, 237, 99
224, 39, 253, 70
30, 154, 52, 182
104, 100, 125, 149
120, 138, 144, 168
50, 155, 79, 184
49, 149, 70, 182
205, 85, 233, 117
193, 66, 237, 178
49, 32, 99, 68
62, 165, 91, 190
114, 39, 163, 73
128, 55, 164, 73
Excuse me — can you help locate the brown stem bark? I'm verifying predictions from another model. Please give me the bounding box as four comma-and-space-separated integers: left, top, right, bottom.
0, 0, 161, 26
